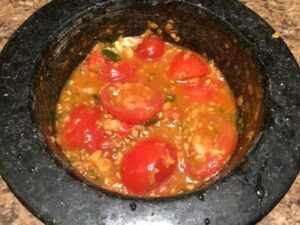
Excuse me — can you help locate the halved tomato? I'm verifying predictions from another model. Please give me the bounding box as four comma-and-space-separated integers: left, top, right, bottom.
61, 105, 105, 152
87, 50, 111, 75
121, 138, 178, 194
100, 82, 164, 124
186, 153, 225, 181
104, 60, 137, 83
168, 52, 211, 81
135, 35, 165, 61
87, 51, 136, 82
185, 116, 238, 180
177, 76, 227, 104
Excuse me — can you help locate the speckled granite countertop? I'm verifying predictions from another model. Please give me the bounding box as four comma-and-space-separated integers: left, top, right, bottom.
0, 0, 299, 225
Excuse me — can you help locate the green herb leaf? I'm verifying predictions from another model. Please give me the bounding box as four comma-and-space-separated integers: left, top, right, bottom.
101, 49, 122, 62
144, 116, 159, 126
237, 117, 244, 131
92, 177, 100, 183
55, 113, 61, 121
92, 94, 100, 105
166, 94, 176, 102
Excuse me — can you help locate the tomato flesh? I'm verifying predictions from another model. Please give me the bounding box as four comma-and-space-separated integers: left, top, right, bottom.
168, 52, 211, 81
100, 82, 164, 124
116, 122, 133, 136
186, 153, 225, 180
87, 51, 136, 82
185, 116, 238, 180
177, 76, 226, 104
121, 138, 178, 194
87, 51, 111, 75
104, 60, 137, 83
61, 105, 105, 152
136, 35, 165, 61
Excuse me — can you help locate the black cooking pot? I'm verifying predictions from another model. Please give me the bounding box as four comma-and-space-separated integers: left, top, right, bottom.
0, 0, 299, 225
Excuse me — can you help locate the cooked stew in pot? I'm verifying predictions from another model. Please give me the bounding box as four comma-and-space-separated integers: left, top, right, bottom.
56, 33, 238, 197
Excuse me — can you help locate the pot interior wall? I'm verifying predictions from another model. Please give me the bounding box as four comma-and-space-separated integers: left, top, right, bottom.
33, 2, 264, 195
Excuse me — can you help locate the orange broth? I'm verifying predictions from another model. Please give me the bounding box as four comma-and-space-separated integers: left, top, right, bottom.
56, 35, 238, 197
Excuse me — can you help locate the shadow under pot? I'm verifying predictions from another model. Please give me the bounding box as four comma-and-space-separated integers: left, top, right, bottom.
33, 3, 264, 198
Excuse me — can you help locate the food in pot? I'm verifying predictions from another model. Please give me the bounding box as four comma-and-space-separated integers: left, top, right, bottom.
56, 33, 238, 196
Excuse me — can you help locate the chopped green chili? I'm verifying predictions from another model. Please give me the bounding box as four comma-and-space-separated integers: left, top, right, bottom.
237, 117, 244, 131
101, 49, 122, 62
92, 94, 100, 105
144, 116, 159, 126
166, 94, 176, 102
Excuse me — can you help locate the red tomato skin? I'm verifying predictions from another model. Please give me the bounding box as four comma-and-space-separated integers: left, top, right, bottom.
116, 122, 133, 136
185, 117, 238, 180
121, 138, 178, 194
87, 51, 112, 75
61, 105, 104, 152
136, 36, 165, 61
104, 60, 137, 83
186, 153, 225, 180
168, 52, 211, 81
214, 120, 238, 155
178, 77, 223, 103
87, 51, 136, 82
100, 83, 164, 124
